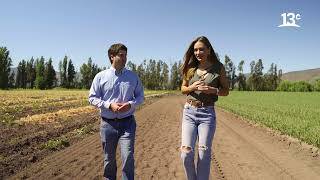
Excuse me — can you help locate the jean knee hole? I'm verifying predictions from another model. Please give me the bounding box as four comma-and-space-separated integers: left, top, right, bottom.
181, 146, 192, 153
199, 145, 208, 151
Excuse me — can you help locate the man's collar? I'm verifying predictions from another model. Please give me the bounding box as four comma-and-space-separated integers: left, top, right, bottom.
110, 66, 126, 75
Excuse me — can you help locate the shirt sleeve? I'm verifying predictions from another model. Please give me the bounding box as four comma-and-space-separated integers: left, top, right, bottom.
128, 76, 144, 108
88, 74, 110, 109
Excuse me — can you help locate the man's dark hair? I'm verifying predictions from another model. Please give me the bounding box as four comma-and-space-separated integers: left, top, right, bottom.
108, 43, 127, 63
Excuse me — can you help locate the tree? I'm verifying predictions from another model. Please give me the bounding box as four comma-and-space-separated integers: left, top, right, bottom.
35, 57, 46, 89
59, 56, 68, 87
170, 62, 180, 90
237, 60, 246, 90
177, 60, 183, 89
264, 63, 274, 91
8, 71, 15, 88
224, 55, 237, 89
264, 63, 280, 91
254, 59, 264, 90
247, 59, 264, 91
144, 59, 157, 89
273, 64, 278, 89
80, 59, 92, 89
161, 61, 169, 89
155, 60, 162, 90
67, 59, 76, 88
0, 47, 13, 89
91, 63, 101, 83
26, 57, 36, 88
16, 60, 27, 88
247, 61, 256, 90
44, 58, 56, 89
80, 57, 101, 89
250, 61, 255, 74
136, 60, 146, 86
127, 61, 137, 73
278, 69, 282, 86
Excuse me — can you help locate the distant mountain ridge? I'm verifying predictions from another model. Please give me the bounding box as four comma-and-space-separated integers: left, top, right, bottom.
281, 68, 320, 82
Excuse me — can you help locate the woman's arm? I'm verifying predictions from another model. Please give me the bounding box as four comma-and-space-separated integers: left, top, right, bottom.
181, 79, 202, 95
217, 66, 229, 96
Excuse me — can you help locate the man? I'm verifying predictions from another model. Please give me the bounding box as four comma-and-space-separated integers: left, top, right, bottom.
89, 43, 144, 180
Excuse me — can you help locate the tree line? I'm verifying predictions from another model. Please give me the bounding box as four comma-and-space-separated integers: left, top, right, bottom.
0, 47, 183, 90
1, 46, 319, 91
223, 55, 320, 92
225, 56, 283, 91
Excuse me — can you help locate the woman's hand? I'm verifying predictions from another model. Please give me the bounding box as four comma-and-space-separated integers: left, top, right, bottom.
181, 79, 205, 94
189, 81, 205, 91
197, 85, 219, 95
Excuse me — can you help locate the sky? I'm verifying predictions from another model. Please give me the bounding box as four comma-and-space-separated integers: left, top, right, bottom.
1, 0, 319, 73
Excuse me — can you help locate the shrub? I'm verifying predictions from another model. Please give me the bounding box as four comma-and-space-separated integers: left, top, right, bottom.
314, 79, 320, 92
42, 138, 69, 150
277, 80, 313, 92
276, 81, 292, 91
291, 81, 313, 92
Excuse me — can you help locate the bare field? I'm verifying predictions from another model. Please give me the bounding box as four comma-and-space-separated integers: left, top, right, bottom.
3, 94, 320, 180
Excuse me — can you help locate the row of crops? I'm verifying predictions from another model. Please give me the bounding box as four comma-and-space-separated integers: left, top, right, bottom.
0, 89, 170, 124
0, 89, 172, 179
217, 91, 320, 148
3, 90, 317, 148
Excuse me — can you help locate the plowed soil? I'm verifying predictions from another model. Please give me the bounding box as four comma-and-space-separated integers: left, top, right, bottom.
5, 95, 320, 180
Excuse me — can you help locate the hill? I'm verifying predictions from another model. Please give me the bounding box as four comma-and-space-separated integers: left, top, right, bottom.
281, 68, 320, 82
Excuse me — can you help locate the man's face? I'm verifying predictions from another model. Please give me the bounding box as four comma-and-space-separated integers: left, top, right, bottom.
111, 49, 127, 69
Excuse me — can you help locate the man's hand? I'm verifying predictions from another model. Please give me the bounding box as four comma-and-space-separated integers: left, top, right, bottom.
117, 102, 131, 113
109, 102, 131, 113
109, 103, 122, 112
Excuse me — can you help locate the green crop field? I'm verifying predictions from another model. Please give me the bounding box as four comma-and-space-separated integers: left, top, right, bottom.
217, 91, 320, 147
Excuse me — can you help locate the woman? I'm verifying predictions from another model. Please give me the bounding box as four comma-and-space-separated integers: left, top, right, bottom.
180, 36, 229, 180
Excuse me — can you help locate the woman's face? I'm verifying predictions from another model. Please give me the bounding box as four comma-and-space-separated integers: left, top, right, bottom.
194, 41, 210, 63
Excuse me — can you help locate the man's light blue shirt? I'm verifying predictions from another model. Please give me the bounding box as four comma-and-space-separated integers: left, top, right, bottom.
88, 66, 144, 119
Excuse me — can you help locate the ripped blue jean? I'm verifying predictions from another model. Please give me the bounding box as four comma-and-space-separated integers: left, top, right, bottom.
181, 103, 216, 180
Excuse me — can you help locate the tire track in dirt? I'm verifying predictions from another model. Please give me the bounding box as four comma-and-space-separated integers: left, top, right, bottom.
212, 153, 226, 179
10, 95, 320, 180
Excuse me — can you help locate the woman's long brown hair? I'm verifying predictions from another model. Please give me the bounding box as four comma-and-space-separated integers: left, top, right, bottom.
181, 36, 219, 80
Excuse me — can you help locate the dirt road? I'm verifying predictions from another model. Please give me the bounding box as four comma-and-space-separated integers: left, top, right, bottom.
11, 95, 320, 180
